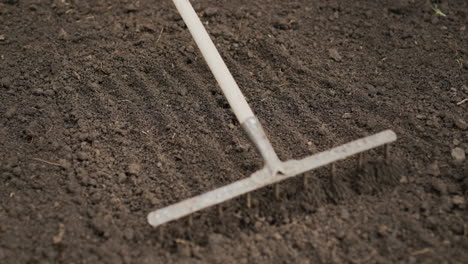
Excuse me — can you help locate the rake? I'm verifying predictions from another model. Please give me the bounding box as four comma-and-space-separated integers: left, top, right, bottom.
147, 0, 397, 227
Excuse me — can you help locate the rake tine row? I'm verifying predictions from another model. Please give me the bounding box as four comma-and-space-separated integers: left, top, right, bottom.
148, 131, 396, 228
180, 141, 392, 227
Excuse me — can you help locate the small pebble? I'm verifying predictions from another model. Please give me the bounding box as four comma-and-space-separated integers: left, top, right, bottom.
454, 119, 467, 130
204, 7, 218, 17
127, 163, 141, 175
117, 172, 127, 183
451, 148, 466, 163
452, 195, 466, 209
426, 161, 440, 176
328, 48, 343, 62
32, 88, 45, 95
431, 178, 447, 195
342, 113, 352, 119
12, 167, 22, 176
4, 107, 16, 119
378, 225, 388, 235
58, 159, 72, 170
340, 208, 350, 220
272, 233, 282, 240
77, 152, 89, 161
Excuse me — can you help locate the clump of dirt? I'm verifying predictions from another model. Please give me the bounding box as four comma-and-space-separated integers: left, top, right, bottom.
1, 0, 467, 263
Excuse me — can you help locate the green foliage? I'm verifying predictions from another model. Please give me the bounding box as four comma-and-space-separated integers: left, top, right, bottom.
432, 5, 447, 17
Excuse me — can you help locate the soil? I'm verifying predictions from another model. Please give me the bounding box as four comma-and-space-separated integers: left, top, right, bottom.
1, 0, 468, 263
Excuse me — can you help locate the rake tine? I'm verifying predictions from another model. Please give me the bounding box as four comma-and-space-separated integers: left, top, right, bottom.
384, 144, 390, 164
357, 153, 364, 170
217, 204, 223, 217
188, 215, 193, 227
159, 226, 164, 241
275, 183, 280, 200
330, 163, 337, 178
246, 193, 252, 208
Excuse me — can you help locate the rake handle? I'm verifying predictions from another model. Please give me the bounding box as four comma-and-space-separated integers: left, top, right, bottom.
172, 0, 254, 123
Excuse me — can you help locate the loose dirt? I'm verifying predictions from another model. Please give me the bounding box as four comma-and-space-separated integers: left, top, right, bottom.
1, 0, 467, 263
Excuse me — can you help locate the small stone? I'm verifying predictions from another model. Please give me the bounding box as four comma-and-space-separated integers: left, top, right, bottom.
273, 18, 290, 30
124, 4, 138, 13
342, 113, 352, 119
77, 152, 89, 161
426, 161, 440, 176
272, 233, 282, 240
451, 148, 466, 163
77, 133, 90, 142
150, 197, 159, 206
462, 85, 468, 93
52, 223, 65, 244
66, 180, 80, 194
0, 34, 5, 41
454, 119, 467, 130
377, 225, 388, 235
452, 195, 466, 209
32, 88, 45, 95
156, 162, 162, 168
58, 28, 69, 40
431, 178, 447, 195
1, 77, 12, 88
453, 138, 461, 146
4, 107, 16, 119
254, 221, 262, 230
127, 163, 141, 175
117, 172, 127, 183
203, 7, 218, 17
336, 229, 346, 239
364, 84, 376, 96
58, 159, 72, 170
12, 167, 22, 176
340, 208, 350, 220
328, 48, 342, 62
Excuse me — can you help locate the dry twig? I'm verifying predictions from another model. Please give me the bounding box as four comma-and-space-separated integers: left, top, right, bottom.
32, 158, 62, 167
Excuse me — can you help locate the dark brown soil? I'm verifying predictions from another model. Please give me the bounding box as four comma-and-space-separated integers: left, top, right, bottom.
1, 0, 468, 263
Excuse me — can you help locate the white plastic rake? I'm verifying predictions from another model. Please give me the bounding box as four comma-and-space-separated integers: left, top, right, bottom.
147, 0, 397, 227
